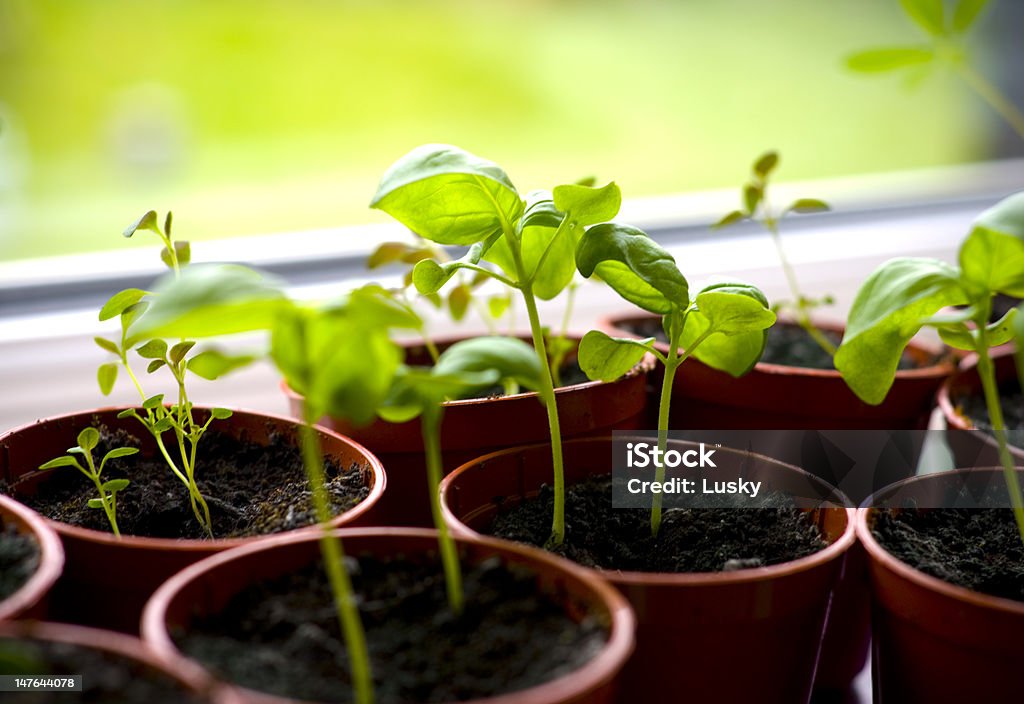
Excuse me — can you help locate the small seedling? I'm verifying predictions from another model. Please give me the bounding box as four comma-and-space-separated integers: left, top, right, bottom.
715, 151, 834, 357
371, 144, 625, 546
835, 190, 1024, 542
39, 428, 138, 537
847, 0, 1024, 141
574, 226, 775, 535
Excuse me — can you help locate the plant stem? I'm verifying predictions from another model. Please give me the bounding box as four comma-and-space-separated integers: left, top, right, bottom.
421, 407, 463, 614
766, 219, 836, 357
298, 415, 374, 704
955, 64, 1024, 142
84, 453, 120, 537
651, 332, 679, 537
974, 342, 1024, 544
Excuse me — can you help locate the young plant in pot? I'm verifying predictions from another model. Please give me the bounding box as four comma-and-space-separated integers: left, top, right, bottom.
309, 145, 652, 529
139, 267, 635, 703
441, 224, 858, 704
0, 216, 386, 632
836, 190, 1024, 701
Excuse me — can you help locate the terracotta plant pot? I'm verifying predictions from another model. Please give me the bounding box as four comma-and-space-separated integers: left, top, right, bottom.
0, 621, 233, 702
0, 407, 385, 634
285, 333, 654, 527
0, 494, 64, 620
141, 527, 636, 704
937, 346, 1023, 467
857, 469, 1024, 703
440, 437, 856, 704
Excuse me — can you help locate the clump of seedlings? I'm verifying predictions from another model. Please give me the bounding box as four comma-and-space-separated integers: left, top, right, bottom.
715, 151, 834, 357
573, 226, 776, 534
836, 190, 1024, 541
39, 428, 137, 537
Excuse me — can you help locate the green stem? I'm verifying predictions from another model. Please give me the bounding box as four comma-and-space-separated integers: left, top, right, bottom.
423, 336, 441, 365
84, 454, 120, 537
421, 407, 463, 614
767, 220, 836, 357
955, 64, 1024, 142
298, 414, 374, 704
975, 342, 1024, 544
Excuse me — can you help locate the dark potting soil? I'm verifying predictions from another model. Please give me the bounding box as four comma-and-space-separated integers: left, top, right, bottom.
0, 523, 39, 601
623, 318, 919, 371
0, 637, 207, 703
466, 359, 590, 400
958, 380, 1024, 434
177, 554, 607, 703
490, 475, 827, 572
873, 509, 1024, 602
12, 425, 370, 540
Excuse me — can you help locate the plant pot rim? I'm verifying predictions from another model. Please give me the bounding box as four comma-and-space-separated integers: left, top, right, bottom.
141, 526, 636, 704
440, 436, 857, 587
0, 493, 64, 620
283, 330, 656, 411
937, 345, 1016, 431
603, 312, 954, 381
0, 620, 217, 697
1, 405, 386, 552
856, 467, 1024, 617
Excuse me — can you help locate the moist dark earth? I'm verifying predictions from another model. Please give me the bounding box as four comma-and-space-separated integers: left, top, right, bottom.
490, 475, 827, 572
0, 638, 208, 703
10, 426, 370, 540
873, 509, 1024, 602
0, 523, 39, 600
468, 359, 590, 399
959, 380, 1024, 434
177, 554, 607, 703
623, 318, 919, 371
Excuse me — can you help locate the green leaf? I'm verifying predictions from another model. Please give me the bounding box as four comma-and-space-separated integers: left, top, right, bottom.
209, 407, 233, 420
835, 258, 968, 404
121, 301, 149, 331
552, 182, 621, 226
433, 336, 543, 392
187, 349, 255, 380
103, 448, 138, 462
97, 363, 118, 395
1014, 303, 1024, 386
785, 198, 831, 215
753, 151, 779, 178
577, 330, 652, 382
146, 359, 166, 374
953, 0, 990, 32
519, 190, 564, 230
100, 478, 130, 493
713, 210, 746, 229
367, 242, 430, 269
370, 144, 523, 245
487, 294, 511, 319
332, 284, 425, 332
936, 324, 977, 351
575, 223, 688, 314
846, 47, 934, 73
135, 264, 290, 339
169, 341, 196, 364
143, 393, 165, 410
136, 339, 168, 360
900, 0, 946, 35
87, 498, 106, 510
116, 409, 137, 419
743, 184, 762, 214
160, 241, 191, 269
164, 211, 173, 237
124, 210, 160, 238
94, 337, 120, 355
99, 289, 149, 321
682, 283, 776, 377
982, 306, 1018, 347
152, 417, 174, 433
960, 192, 1024, 296
39, 456, 81, 471
448, 284, 471, 321
411, 232, 503, 295
77, 427, 100, 452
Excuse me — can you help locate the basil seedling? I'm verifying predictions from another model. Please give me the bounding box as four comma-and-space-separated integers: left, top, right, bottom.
39, 428, 137, 537
847, 0, 1024, 141
835, 191, 1024, 541
371, 144, 622, 546
715, 151, 834, 357
574, 225, 776, 535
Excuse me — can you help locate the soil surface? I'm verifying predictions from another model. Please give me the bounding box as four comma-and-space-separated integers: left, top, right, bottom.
0, 523, 39, 601
0, 637, 207, 703
177, 553, 607, 703
873, 509, 1024, 602
490, 475, 827, 572
467, 359, 590, 400
959, 380, 1024, 434
10, 425, 369, 540
622, 318, 919, 371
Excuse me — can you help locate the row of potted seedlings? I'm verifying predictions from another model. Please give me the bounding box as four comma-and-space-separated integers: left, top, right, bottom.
0, 144, 1021, 703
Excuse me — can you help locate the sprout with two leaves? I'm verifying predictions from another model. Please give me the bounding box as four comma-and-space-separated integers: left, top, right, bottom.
573, 225, 776, 535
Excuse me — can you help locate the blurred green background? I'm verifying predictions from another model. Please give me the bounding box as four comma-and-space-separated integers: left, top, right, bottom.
0, 0, 1014, 261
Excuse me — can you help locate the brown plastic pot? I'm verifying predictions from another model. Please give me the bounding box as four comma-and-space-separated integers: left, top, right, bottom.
141, 527, 636, 704
0, 620, 234, 703
284, 333, 654, 527
440, 437, 856, 704
857, 468, 1024, 703
0, 406, 385, 634
0, 494, 63, 620
937, 346, 1023, 467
